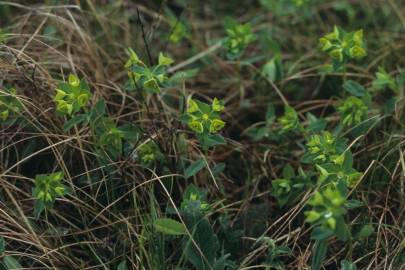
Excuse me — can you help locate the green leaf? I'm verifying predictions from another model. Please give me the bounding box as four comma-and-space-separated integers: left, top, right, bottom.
311, 227, 334, 241
185, 159, 206, 178
356, 224, 374, 240
202, 134, 226, 149
89, 99, 106, 121
282, 164, 295, 179
119, 123, 141, 142
158, 52, 174, 66
183, 217, 219, 269
117, 260, 128, 270
33, 200, 45, 219
311, 240, 327, 270
169, 68, 199, 84
340, 260, 357, 270
212, 163, 226, 176
63, 114, 88, 131
345, 199, 363, 209
342, 151, 353, 172
144, 78, 160, 93
3, 256, 22, 269
343, 80, 366, 97
262, 59, 278, 82
334, 216, 350, 241
154, 218, 187, 235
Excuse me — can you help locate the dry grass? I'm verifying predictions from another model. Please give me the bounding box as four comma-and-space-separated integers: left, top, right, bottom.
0, 1, 404, 269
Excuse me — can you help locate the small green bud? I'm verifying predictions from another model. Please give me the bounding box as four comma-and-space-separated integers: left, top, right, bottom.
188, 120, 204, 133
330, 48, 343, 62
308, 191, 323, 206
326, 217, 336, 229
319, 37, 332, 51
55, 89, 67, 100
77, 94, 89, 107
305, 210, 321, 223
158, 52, 174, 66
0, 110, 9, 121
68, 74, 80, 87
353, 29, 364, 45
144, 78, 160, 93
209, 118, 225, 133
212, 97, 224, 112
349, 46, 366, 59
187, 99, 199, 113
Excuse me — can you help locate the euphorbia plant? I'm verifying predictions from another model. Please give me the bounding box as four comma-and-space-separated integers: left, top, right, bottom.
302, 131, 363, 269
0, 87, 22, 122
54, 74, 91, 116
124, 48, 173, 93
32, 171, 67, 218
278, 105, 303, 133
319, 26, 366, 70
223, 17, 255, 59
336, 96, 368, 127
182, 97, 226, 150
136, 140, 164, 168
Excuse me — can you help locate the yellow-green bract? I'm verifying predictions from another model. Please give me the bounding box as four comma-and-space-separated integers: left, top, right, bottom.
185, 97, 226, 135
54, 74, 91, 116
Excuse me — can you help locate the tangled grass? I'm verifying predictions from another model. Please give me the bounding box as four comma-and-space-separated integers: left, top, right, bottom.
0, 1, 404, 269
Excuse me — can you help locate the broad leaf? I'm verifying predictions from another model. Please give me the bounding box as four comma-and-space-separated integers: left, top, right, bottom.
343, 80, 366, 97
311, 240, 327, 270
185, 159, 206, 178
154, 218, 187, 235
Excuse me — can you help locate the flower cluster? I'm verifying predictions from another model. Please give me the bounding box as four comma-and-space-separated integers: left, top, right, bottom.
125, 49, 173, 93
304, 131, 362, 237
319, 26, 366, 68
185, 98, 225, 134
278, 105, 301, 132
33, 171, 66, 203
306, 131, 338, 163
136, 141, 163, 167
337, 96, 368, 127
305, 186, 346, 230
54, 74, 91, 116
224, 18, 255, 59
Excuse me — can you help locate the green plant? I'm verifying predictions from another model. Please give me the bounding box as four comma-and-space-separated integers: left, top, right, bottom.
223, 17, 255, 59
136, 140, 164, 168
305, 131, 343, 163
166, 9, 189, 44
255, 237, 291, 270
32, 171, 67, 218
96, 117, 125, 158
337, 96, 368, 127
124, 49, 173, 93
54, 74, 91, 116
371, 66, 399, 93
302, 131, 363, 269
319, 26, 366, 70
153, 184, 236, 270
0, 87, 22, 122
183, 97, 226, 150
305, 186, 347, 232
278, 105, 302, 133
271, 165, 312, 207
1, 2, 403, 270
